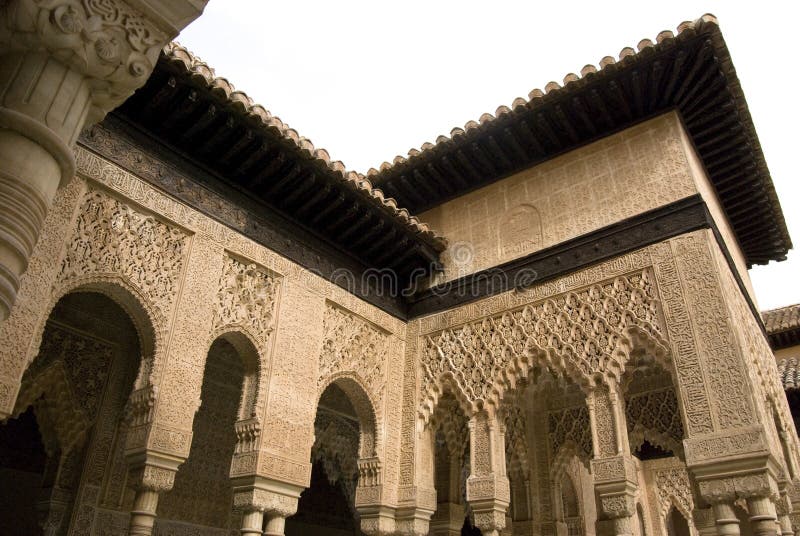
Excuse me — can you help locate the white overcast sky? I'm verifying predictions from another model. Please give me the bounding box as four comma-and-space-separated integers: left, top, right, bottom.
178, 1, 799, 311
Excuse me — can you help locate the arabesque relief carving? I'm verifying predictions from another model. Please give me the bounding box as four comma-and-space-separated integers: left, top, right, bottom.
59, 189, 186, 330
420, 269, 665, 418
320, 303, 389, 409
212, 256, 280, 344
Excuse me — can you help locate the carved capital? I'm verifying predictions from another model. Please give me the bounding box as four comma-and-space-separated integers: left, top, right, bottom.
127, 463, 176, 493
698, 473, 779, 504
466, 474, 511, 504
591, 455, 638, 484
0, 0, 206, 124
231, 476, 303, 518
598, 493, 636, 519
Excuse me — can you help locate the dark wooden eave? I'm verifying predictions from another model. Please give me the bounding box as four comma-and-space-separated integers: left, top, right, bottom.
369, 15, 791, 267
114, 50, 445, 286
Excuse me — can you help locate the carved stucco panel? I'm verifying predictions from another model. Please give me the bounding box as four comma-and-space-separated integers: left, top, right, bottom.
667, 231, 756, 430
55, 188, 188, 393
419, 268, 665, 418
211, 254, 282, 421
398, 319, 420, 494
73, 147, 402, 337
211, 255, 280, 347
710, 239, 800, 469
260, 280, 324, 484
319, 302, 389, 410
152, 235, 221, 439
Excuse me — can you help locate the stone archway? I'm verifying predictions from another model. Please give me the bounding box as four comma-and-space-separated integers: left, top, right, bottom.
287, 378, 379, 535
156, 332, 261, 532
0, 290, 144, 535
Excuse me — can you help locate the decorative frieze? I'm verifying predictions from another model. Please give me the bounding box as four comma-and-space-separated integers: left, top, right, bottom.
420, 269, 665, 417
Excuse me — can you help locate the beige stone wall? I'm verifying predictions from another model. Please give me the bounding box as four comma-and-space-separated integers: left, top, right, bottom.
399, 228, 795, 533
0, 145, 406, 534
421, 112, 698, 284
0, 118, 791, 535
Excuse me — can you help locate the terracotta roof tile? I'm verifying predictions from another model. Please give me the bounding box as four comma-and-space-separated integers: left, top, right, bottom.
777, 357, 800, 391
161, 42, 446, 249
763, 304, 800, 335
366, 14, 723, 177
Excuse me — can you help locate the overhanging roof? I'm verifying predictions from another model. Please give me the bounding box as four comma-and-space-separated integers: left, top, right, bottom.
367, 14, 791, 267
114, 44, 447, 282
764, 303, 800, 350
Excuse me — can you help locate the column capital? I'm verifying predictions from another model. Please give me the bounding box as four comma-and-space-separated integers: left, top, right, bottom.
231, 476, 302, 518
126, 451, 181, 493
0, 0, 207, 125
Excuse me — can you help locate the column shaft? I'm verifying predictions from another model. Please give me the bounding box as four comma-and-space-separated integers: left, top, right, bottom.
128, 489, 160, 536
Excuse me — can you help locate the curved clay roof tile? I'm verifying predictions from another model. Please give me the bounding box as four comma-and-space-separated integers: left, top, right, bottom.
580, 64, 597, 77
511, 97, 528, 109
544, 81, 561, 93
656, 30, 675, 43
450, 127, 466, 138
249, 104, 270, 122
393, 155, 407, 165
599, 55, 616, 69
315, 148, 331, 163
563, 73, 579, 85
637, 39, 654, 51
528, 88, 545, 100
618, 47, 636, 61
495, 105, 511, 117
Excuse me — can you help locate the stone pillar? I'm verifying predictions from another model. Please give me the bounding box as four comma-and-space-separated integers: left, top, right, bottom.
239, 510, 264, 536
429, 502, 465, 536
748, 496, 779, 536
466, 412, 510, 536
694, 507, 719, 536
356, 457, 399, 535
711, 501, 741, 536
775, 490, 795, 536
232, 478, 302, 536
588, 386, 638, 536
127, 463, 177, 536
0, 0, 208, 321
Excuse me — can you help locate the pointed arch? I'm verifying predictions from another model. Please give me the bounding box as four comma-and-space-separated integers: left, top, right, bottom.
206, 328, 263, 421
317, 373, 380, 459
